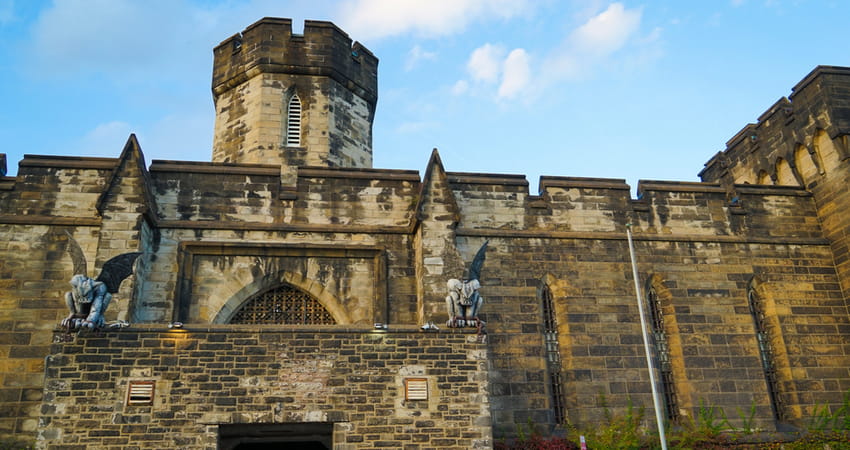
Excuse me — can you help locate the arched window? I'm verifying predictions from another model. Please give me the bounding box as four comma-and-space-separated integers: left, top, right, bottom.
229, 283, 335, 325
285, 94, 302, 147
748, 287, 784, 421
541, 283, 566, 424
647, 286, 678, 422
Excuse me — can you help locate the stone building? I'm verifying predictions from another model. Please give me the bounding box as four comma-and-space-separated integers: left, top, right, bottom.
1, 17, 850, 449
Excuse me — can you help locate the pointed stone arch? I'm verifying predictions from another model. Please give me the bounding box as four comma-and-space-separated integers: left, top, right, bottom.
793, 143, 820, 187
774, 157, 799, 186
814, 128, 841, 174
213, 270, 352, 325
645, 273, 691, 421
756, 169, 773, 185
747, 276, 800, 422
538, 273, 579, 425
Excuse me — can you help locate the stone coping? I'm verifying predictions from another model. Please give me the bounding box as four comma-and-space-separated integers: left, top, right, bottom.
54, 323, 480, 335
298, 166, 420, 181
447, 171, 528, 186
150, 160, 280, 176
791, 65, 850, 99
638, 180, 725, 193
19, 154, 119, 169
734, 184, 813, 196
540, 176, 629, 191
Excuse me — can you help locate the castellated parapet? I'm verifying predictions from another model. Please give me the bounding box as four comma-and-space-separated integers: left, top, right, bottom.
212, 18, 378, 103
700, 65, 850, 296
211, 18, 378, 175
4, 16, 850, 447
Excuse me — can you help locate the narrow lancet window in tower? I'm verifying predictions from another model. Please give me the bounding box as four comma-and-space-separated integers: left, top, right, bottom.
748, 288, 784, 421
541, 283, 566, 424
647, 286, 678, 422
286, 94, 302, 147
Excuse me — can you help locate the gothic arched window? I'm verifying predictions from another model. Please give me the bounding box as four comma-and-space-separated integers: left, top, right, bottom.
541, 283, 566, 424
286, 93, 302, 147
748, 287, 784, 421
647, 286, 678, 421
229, 283, 334, 325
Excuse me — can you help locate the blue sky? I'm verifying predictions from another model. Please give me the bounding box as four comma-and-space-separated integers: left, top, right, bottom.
0, 0, 847, 194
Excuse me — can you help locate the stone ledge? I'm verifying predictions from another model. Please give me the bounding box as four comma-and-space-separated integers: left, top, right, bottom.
638, 180, 725, 194
447, 172, 528, 186
298, 166, 420, 181
53, 323, 479, 335
150, 160, 280, 176
540, 176, 629, 191
0, 177, 14, 190
178, 240, 385, 256
0, 215, 101, 226
19, 155, 118, 169
455, 227, 830, 245
735, 184, 813, 196
158, 219, 414, 234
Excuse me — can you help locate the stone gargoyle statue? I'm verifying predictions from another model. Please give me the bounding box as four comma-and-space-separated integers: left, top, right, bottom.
62, 232, 141, 330
446, 240, 488, 328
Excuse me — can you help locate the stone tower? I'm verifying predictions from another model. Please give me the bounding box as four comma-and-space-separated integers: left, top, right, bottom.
700, 66, 850, 296
211, 18, 378, 179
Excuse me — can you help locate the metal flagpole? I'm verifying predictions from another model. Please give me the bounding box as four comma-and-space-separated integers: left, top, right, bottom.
625, 223, 668, 450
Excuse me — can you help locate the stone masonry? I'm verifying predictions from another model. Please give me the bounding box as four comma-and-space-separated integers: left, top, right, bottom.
0, 17, 849, 448
38, 326, 490, 449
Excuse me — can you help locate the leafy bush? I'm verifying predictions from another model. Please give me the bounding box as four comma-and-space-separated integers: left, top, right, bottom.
498, 392, 850, 449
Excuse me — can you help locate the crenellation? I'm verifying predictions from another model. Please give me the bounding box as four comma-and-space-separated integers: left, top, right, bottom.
3, 17, 850, 448
212, 17, 377, 106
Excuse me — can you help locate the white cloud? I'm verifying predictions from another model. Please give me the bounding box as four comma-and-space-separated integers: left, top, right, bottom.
337, 0, 535, 41
458, 43, 530, 100
453, 3, 651, 102
498, 49, 531, 99
452, 80, 469, 96
405, 45, 437, 71
570, 3, 642, 57
540, 3, 647, 84
467, 43, 505, 83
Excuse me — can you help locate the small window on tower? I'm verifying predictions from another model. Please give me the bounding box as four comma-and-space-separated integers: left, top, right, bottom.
286, 94, 302, 147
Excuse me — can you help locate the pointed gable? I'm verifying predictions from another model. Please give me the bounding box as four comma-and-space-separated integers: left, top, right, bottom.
415, 148, 460, 227
96, 134, 158, 220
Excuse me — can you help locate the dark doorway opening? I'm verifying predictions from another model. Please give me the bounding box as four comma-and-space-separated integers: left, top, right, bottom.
218, 423, 333, 450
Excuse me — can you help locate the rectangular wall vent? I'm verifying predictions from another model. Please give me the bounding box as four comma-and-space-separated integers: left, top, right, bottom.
127, 381, 155, 406
404, 378, 428, 401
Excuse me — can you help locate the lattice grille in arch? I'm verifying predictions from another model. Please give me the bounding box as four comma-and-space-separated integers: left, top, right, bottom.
229, 283, 335, 325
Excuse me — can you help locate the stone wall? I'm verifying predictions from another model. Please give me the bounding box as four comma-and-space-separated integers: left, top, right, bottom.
701, 66, 850, 296
37, 326, 490, 450
3, 144, 850, 440
446, 175, 846, 433
211, 18, 377, 171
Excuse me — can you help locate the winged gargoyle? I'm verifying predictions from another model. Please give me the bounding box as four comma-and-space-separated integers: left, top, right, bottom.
62, 232, 141, 330
446, 240, 488, 328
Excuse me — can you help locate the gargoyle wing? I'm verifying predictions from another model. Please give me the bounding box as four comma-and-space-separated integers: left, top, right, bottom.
64, 231, 87, 277
467, 240, 489, 282
96, 252, 142, 293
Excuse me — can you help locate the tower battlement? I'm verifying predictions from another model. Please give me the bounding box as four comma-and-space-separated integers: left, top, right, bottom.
212, 17, 378, 105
